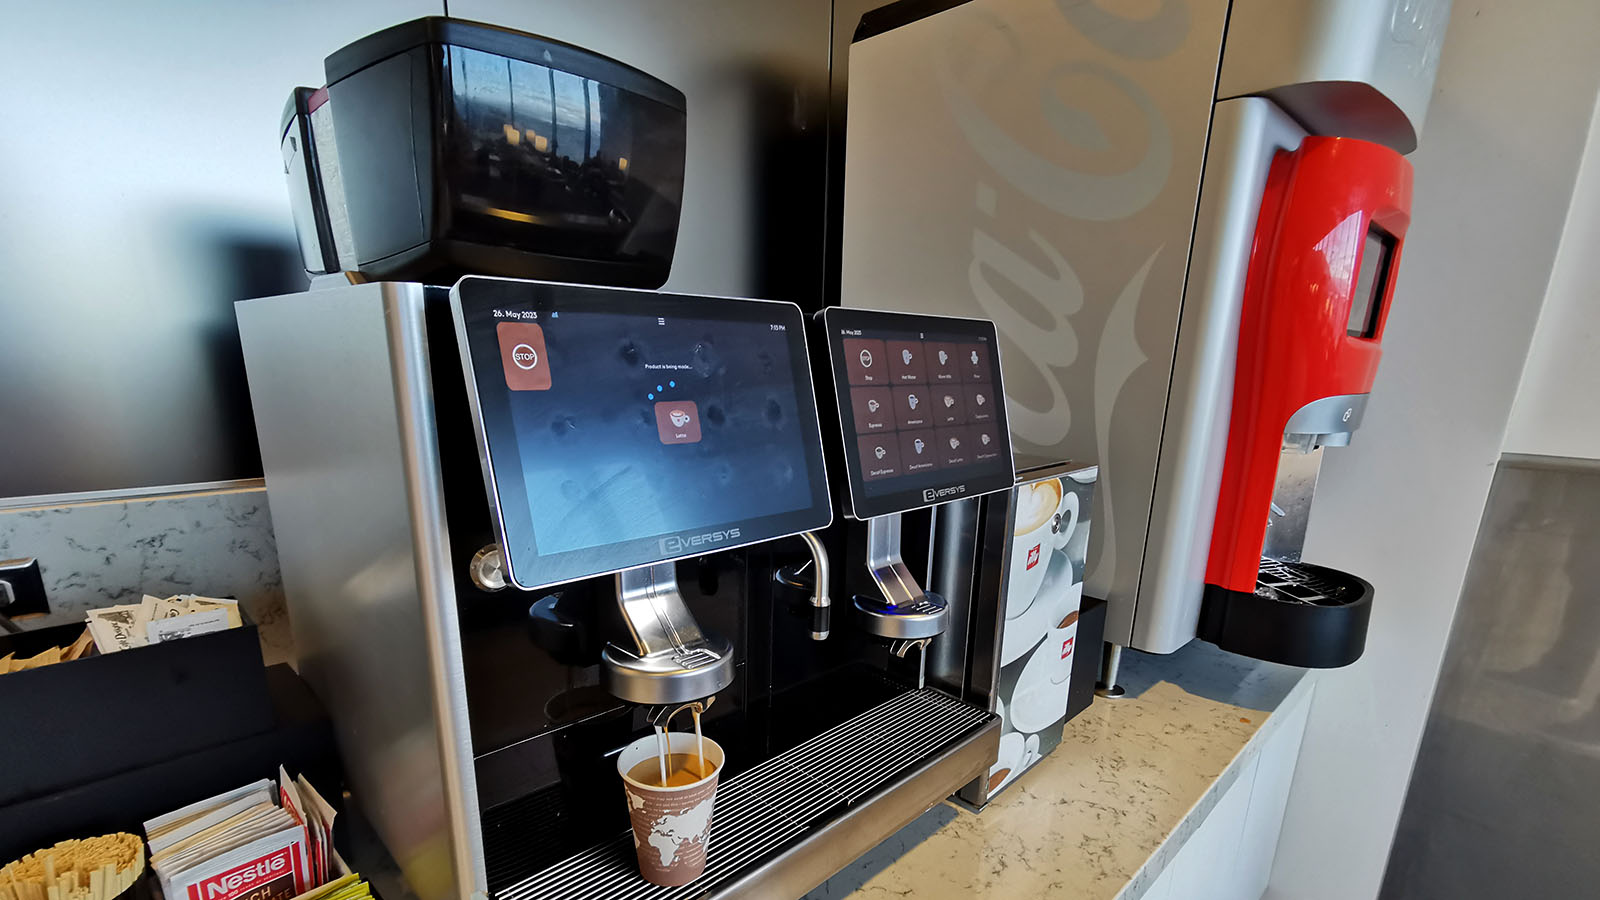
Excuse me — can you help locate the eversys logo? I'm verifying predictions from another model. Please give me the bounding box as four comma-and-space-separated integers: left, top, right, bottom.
661, 528, 742, 554
922, 484, 967, 502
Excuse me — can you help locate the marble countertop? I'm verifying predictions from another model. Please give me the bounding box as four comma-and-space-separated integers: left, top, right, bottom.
806, 641, 1310, 900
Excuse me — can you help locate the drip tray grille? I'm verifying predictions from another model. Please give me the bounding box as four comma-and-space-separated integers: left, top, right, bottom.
1256, 558, 1362, 606
496, 688, 991, 900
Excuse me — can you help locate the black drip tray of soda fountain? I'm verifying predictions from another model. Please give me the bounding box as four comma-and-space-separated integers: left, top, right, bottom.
492, 687, 997, 900
1198, 558, 1374, 668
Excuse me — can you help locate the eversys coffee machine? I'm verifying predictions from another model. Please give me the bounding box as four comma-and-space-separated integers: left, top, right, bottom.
244, 17, 1022, 900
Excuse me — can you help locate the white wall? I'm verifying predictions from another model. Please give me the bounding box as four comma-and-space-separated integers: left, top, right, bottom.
1502, 93, 1600, 461
1266, 1, 1600, 897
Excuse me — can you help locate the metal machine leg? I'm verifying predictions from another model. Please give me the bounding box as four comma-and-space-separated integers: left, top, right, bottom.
1096, 642, 1127, 698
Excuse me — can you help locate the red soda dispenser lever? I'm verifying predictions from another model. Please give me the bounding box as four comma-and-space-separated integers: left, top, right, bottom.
1198, 136, 1413, 667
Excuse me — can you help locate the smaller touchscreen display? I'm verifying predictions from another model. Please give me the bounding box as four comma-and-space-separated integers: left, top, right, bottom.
454, 276, 833, 591
1347, 227, 1394, 338
820, 307, 1016, 518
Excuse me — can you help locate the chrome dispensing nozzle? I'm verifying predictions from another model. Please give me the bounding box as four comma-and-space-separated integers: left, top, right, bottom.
775, 531, 832, 640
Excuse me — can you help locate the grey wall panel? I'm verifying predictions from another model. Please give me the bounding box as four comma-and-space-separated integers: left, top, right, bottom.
0, 1, 442, 498
1381, 457, 1600, 899
1, 0, 828, 498
452, 0, 832, 306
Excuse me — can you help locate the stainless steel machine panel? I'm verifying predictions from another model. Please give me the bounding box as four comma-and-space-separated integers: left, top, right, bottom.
237, 284, 485, 900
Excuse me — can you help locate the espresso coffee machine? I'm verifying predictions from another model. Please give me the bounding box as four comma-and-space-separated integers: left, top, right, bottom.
247, 17, 1007, 900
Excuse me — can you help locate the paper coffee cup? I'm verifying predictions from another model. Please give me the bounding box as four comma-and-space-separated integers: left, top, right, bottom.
617, 732, 725, 887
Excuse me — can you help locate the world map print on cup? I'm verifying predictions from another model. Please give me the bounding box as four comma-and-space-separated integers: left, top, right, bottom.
617, 732, 725, 886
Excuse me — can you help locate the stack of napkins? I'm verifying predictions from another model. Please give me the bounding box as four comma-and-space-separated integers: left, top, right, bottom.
143, 768, 337, 900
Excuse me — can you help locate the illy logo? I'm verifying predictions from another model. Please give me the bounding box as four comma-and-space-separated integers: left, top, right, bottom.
1026, 544, 1041, 570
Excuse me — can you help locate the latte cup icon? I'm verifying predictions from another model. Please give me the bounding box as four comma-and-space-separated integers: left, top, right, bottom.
669, 409, 691, 428
1008, 481, 1078, 611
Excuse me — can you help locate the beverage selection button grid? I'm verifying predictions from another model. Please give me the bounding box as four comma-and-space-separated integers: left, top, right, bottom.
845, 338, 1000, 485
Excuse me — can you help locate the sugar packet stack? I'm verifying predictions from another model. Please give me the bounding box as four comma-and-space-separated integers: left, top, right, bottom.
143, 768, 337, 900
86, 594, 243, 655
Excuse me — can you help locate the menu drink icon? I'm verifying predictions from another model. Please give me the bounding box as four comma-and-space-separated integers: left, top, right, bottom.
975, 393, 986, 406
949, 437, 960, 449
860, 349, 874, 368
944, 395, 955, 408
901, 349, 913, 365
982, 433, 991, 445
908, 394, 919, 409
670, 409, 691, 427
868, 399, 880, 413
938, 350, 949, 365
874, 445, 886, 460
914, 438, 925, 454
970, 350, 979, 365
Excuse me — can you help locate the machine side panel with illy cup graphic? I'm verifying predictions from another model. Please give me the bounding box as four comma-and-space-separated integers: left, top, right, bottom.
827, 0, 1449, 674
250, 15, 1018, 900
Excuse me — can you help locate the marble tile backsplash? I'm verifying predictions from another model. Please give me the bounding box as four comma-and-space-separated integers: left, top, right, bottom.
0, 486, 292, 665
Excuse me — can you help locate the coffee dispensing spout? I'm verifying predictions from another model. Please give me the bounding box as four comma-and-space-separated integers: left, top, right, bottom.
601, 562, 734, 705
854, 513, 948, 641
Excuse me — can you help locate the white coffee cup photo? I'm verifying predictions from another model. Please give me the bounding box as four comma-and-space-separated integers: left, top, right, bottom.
1006, 480, 1079, 619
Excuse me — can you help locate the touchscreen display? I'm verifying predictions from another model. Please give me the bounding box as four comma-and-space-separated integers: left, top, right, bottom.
454, 277, 832, 591
1347, 227, 1394, 338
820, 307, 1016, 518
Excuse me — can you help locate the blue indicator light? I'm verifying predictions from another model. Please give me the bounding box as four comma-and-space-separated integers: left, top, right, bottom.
648, 393, 655, 400
657, 384, 664, 392
669, 380, 676, 388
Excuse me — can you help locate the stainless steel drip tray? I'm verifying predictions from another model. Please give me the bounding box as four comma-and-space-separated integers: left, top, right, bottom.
497, 688, 998, 900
